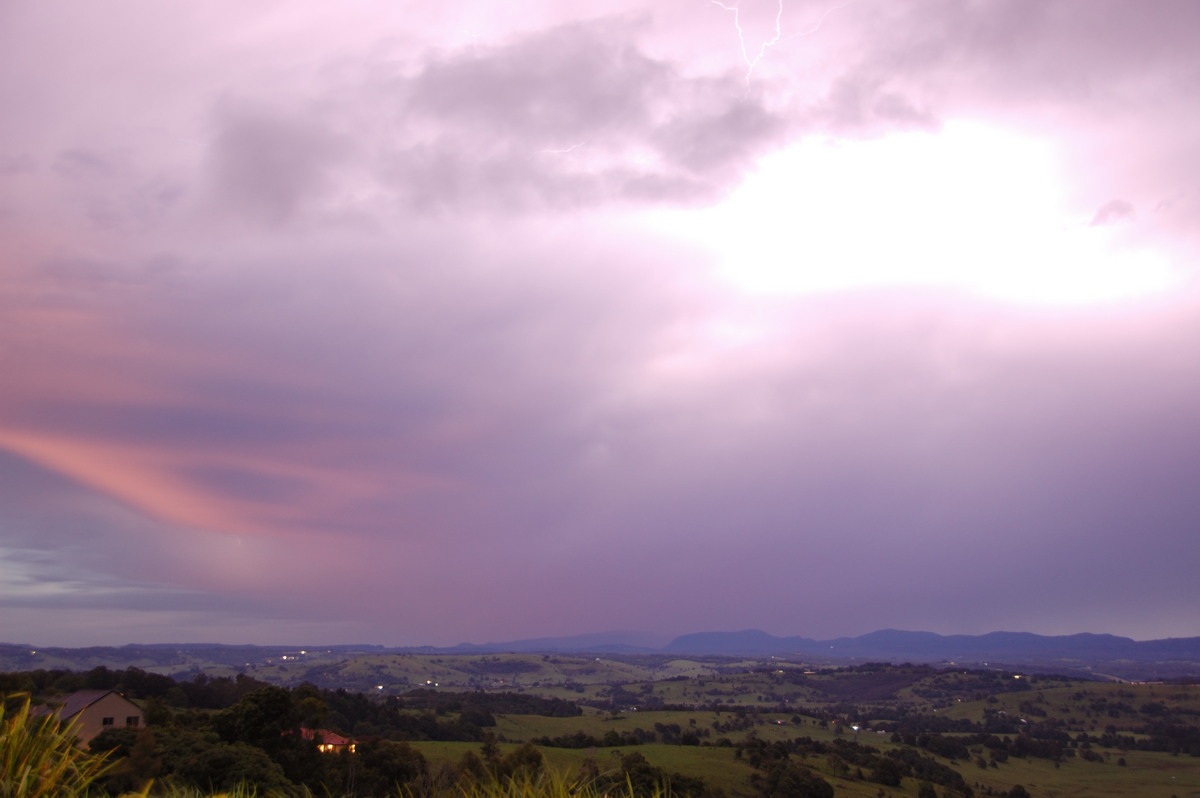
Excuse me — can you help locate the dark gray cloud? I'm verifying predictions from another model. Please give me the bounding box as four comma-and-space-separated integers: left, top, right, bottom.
408, 22, 667, 142
211, 19, 797, 214
206, 101, 348, 224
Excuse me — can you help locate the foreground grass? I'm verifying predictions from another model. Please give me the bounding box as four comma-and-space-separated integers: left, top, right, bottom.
152, 773, 681, 798
0, 695, 112, 798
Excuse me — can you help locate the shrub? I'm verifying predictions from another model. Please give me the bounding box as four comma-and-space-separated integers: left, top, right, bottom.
0, 695, 111, 798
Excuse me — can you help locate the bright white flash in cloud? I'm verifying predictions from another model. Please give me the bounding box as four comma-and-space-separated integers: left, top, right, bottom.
649, 122, 1178, 306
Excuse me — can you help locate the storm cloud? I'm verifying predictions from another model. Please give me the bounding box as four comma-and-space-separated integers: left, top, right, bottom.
1, 0, 1198, 647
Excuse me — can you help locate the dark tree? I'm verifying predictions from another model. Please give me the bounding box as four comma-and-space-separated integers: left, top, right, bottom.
340, 738, 428, 796
870, 756, 904, 787
758, 762, 835, 798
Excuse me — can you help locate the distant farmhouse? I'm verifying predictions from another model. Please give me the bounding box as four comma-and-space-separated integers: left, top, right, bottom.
37, 690, 145, 746
296, 727, 357, 754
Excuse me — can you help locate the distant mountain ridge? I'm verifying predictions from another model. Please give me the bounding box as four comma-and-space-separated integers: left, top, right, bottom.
4, 629, 1200, 680
662, 628, 1200, 664
447, 630, 673, 653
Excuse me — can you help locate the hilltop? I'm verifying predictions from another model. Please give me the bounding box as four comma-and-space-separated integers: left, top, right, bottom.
5, 628, 1200, 682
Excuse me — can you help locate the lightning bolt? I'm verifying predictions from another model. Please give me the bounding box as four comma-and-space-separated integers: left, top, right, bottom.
710, 0, 784, 85
711, 0, 855, 86
536, 136, 593, 156
779, 0, 854, 44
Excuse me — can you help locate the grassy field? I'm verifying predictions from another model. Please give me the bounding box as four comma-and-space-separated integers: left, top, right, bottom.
952, 748, 1200, 798
414, 734, 1200, 798
410, 741, 765, 798
473, 695, 1200, 798
941, 680, 1200, 731
405, 663, 1200, 797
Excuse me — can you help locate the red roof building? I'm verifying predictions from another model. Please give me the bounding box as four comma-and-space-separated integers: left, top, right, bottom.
296, 727, 357, 753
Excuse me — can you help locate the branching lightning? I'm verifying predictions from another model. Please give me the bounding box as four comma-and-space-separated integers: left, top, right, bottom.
710, 0, 785, 85
711, 0, 855, 86
779, 0, 854, 44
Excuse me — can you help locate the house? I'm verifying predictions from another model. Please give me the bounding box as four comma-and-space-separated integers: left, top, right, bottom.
297, 727, 357, 754
39, 690, 146, 746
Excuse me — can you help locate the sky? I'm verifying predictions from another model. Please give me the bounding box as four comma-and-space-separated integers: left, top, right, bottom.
2, 0, 1199, 648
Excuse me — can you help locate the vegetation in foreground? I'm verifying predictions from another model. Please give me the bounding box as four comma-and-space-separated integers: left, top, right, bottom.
0, 692, 690, 798
4, 659, 1200, 797
0, 695, 112, 798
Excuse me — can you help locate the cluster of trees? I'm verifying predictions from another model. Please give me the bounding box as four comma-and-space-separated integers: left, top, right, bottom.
88, 684, 429, 796
395, 689, 581, 719
736, 735, 971, 797
1, 666, 522, 743
0, 666, 278, 710
574, 751, 718, 798
529, 720, 713, 749
82, 683, 614, 797
910, 672, 1043, 703
1093, 723, 1200, 756
461, 658, 544, 677
3, 666, 735, 797
0, 668, 604, 796
532, 728, 654, 748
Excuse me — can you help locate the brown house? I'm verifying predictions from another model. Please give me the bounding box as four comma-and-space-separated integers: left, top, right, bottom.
41, 690, 145, 746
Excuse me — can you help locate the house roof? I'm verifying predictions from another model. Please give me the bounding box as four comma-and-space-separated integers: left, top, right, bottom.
298, 728, 355, 746
46, 690, 139, 720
